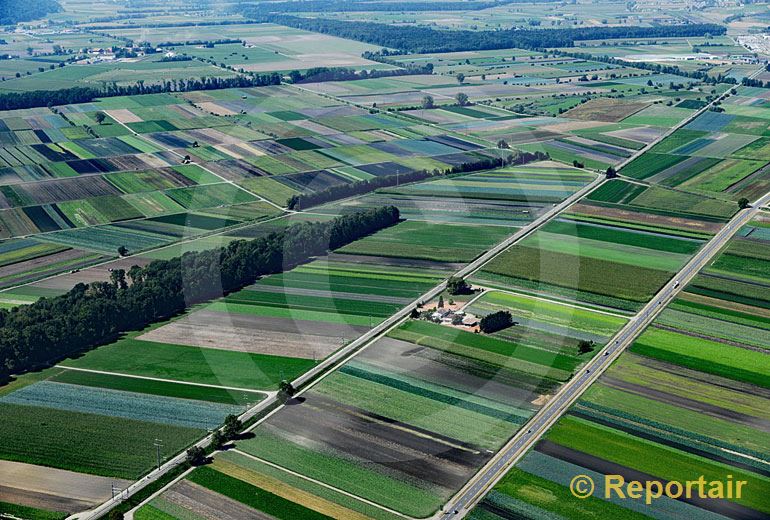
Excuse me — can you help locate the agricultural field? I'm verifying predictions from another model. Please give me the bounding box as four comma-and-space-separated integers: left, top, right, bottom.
467, 212, 770, 520
151, 285, 627, 519
472, 184, 733, 311
0, 186, 487, 513
0, 362, 253, 490
0, 81, 508, 294
314, 161, 595, 227
0, 1, 767, 518
103, 23, 387, 72
137, 257, 445, 361
298, 1, 693, 31
621, 86, 770, 201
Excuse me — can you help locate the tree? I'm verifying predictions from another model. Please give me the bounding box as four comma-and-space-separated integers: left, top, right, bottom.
117, 245, 129, 257
186, 446, 207, 466
578, 340, 595, 355
278, 380, 296, 401
455, 92, 469, 106
108, 510, 124, 520
421, 95, 434, 109
573, 160, 584, 168
456, 72, 465, 84
738, 197, 750, 210
479, 311, 513, 334
0, 206, 401, 382
110, 269, 127, 290
438, 295, 445, 309
94, 111, 106, 124
211, 430, 226, 450
497, 139, 509, 149
605, 166, 617, 178
447, 276, 472, 295
223, 414, 243, 440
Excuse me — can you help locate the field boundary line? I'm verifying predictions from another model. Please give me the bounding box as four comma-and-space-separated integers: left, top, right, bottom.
55, 366, 271, 396
229, 449, 415, 519
437, 189, 770, 520
72, 69, 759, 520
467, 286, 629, 318
0, 211, 293, 294
123, 467, 194, 520
107, 112, 288, 212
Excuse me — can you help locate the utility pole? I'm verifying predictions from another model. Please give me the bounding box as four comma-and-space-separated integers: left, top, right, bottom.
154, 439, 163, 470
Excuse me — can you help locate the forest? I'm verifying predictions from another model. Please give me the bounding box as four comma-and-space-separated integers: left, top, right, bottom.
242, 15, 726, 53
0, 0, 61, 25
0, 73, 281, 111
236, 0, 515, 15
0, 206, 400, 381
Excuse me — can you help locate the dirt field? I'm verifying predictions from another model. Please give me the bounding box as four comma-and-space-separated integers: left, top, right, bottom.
138, 310, 367, 359
607, 125, 664, 143
0, 460, 131, 513
162, 480, 267, 520
565, 97, 650, 122
32, 257, 152, 291
105, 109, 143, 123
0, 249, 105, 287
570, 202, 724, 234
266, 393, 489, 489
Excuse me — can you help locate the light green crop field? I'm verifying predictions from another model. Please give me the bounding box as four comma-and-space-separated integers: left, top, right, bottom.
60, 337, 316, 390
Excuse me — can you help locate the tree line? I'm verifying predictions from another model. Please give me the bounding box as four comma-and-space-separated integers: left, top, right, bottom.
0, 73, 281, 111
243, 16, 725, 54
554, 50, 738, 85
239, 0, 511, 15
0, 206, 400, 382
0, 0, 60, 25
287, 63, 433, 83
287, 150, 549, 210
742, 77, 770, 89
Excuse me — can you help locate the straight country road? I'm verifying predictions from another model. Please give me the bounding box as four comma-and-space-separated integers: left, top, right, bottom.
437, 190, 770, 520
70, 167, 603, 520
73, 71, 750, 520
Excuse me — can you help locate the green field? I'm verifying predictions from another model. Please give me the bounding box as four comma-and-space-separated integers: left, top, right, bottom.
337, 220, 511, 262
0, 403, 201, 479
60, 337, 315, 390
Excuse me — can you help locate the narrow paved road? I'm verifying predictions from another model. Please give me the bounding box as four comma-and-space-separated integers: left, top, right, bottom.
70, 171, 602, 520
437, 191, 770, 520
72, 73, 761, 520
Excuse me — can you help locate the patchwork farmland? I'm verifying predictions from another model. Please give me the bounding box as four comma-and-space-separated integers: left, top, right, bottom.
469, 211, 770, 520
0, 2, 769, 520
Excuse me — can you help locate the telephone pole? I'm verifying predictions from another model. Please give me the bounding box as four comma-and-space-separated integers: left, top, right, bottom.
154, 439, 163, 470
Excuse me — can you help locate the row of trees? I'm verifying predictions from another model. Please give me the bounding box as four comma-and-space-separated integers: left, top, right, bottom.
240, 0, 510, 16
0, 206, 401, 381
287, 63, 433, 84
742, 77, 770, 89
0, 73, 281, 111
286, 150, 549, 210
245, 16, 725, 54
553, 50, 738, 85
